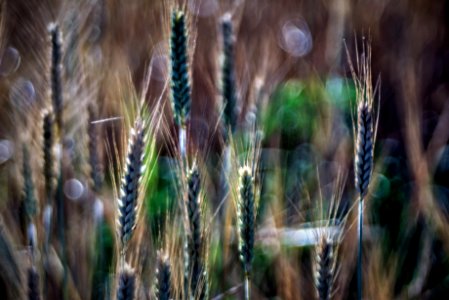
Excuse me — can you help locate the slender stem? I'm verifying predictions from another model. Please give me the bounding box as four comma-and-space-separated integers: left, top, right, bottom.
179, 125, 187, 170
357, 197, 364, 300
244, 274, 250, 300
43, 204, 52, 299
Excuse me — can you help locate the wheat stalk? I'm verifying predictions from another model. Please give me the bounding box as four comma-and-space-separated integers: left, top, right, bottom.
347, 38, 377, 300
27, 267, 40, 300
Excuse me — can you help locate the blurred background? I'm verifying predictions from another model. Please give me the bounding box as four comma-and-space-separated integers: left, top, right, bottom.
1, 0, 449, 299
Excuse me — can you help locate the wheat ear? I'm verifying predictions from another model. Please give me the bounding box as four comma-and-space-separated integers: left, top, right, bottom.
221, 14, 238, 139
186, 166, 206, 299
238, 166, 255, 300
170, 10, 191, 127
315, 236, 334, 300
88, 107, 103, 193
116, 266, 135, 300
48, 23, 63, 131
118, 120, 145, 251
349, 39, 376, 300
22, 146, 38, 224
155, 253, 171, 300
355, 99, 374, 300
41, 110, 53, 300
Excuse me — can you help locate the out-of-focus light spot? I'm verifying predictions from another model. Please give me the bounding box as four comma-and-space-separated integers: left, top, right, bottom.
64, 178, 84, 201
0, 47, 21, 76
9, 78, 36, 109
279, 19, 313, 57
188, 0, 219, 17
0, 140, 13, 164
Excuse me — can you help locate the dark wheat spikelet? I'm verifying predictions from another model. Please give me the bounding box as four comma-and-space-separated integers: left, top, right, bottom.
116, 267, 135, 300
315, 237, 334, 300
186, 166, 205, 298
155, 254, 171, 300
118, 120, 145, 248
42, 111, 54, 204
27, 267, 40, 300
22, 146, 37, 222
88, 107, 103, 193
238, 166, 255, 276
354, 101, 374, 198
221, 14, 238, 137
48, 23, 63, 130
170, 10, 191, 126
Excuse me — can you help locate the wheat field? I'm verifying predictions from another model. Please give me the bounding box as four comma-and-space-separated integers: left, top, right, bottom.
0, 0, 449, 299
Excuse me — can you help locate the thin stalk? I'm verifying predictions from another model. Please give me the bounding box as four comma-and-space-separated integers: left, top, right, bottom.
56, 162, 68, 300
244, 274, 250, 300
357, 197, 363, 300
179, 125, 187, 169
